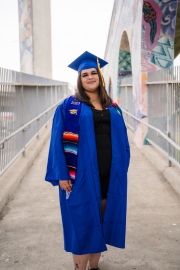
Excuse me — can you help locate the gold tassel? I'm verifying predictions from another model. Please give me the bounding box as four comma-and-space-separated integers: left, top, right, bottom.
97, 58, 105, 87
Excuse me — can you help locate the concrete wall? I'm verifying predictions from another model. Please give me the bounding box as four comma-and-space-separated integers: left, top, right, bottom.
18, 0, 52, 78
104, 0, 179, 147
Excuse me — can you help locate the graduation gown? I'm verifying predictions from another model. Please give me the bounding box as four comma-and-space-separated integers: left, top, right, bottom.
45, 98, 130, 255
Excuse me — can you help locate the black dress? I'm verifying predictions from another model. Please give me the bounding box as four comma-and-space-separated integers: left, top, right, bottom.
92, 108, 112, 199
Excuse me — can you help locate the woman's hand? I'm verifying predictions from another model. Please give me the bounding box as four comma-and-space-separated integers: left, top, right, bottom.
59, 180, 72, 192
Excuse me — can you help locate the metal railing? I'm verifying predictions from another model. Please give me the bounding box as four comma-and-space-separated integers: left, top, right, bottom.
119, 65, 180, 169
0, 67, 71, 176
121, 109, 180, 169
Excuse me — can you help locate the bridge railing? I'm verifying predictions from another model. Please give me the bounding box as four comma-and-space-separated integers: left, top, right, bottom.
119, 65, 180, 169
0, 68, 71, 176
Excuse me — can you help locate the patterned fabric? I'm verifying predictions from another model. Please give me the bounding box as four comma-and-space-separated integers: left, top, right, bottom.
63, 96, 81, 182
112, 102, 121, 115
63, 133, 78, 180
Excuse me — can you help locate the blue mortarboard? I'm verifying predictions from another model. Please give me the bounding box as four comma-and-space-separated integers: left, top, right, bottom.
68, 51, 108, 73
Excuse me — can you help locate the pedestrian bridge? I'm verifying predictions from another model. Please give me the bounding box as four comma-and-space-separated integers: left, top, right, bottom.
0, 67, 180, 269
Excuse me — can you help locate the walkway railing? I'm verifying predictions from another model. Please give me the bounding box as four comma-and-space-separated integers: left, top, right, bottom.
119, 65, 180, 169
0, 68, 71, 176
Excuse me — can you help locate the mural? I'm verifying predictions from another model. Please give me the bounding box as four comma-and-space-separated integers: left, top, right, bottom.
117, 31, 132, 104
18, 0, 33, 74
117, 49, 132, 105
118, 50, 132, 78
141, 0, 178, 72
134, 72, 149, 148
104, 0, 179, 148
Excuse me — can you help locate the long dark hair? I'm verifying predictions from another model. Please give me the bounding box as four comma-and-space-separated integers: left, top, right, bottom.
74, 69, 112, 109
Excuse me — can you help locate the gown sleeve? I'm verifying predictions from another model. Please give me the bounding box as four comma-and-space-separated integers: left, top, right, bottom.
45, 99, 70, 186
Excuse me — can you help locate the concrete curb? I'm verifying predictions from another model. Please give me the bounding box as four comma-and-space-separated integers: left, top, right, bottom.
0, 122, 52, 212
128, 128, 180, 195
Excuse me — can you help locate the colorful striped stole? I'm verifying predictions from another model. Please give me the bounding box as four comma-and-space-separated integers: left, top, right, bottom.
63, 96, 121, 183
63, 96, 82, 183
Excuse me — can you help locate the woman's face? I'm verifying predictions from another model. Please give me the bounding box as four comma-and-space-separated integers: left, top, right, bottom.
81, 68, 100, 93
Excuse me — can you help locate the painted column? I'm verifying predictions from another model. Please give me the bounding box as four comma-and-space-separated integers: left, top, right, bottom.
18, 0, 34, 74
18, 0, 52, 78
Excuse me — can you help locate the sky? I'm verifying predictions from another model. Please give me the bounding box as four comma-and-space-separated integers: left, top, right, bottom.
0, 0, 114, 85
0, 1, 20, 72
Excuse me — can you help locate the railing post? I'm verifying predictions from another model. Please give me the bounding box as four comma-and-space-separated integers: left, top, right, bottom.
51, 85, 53, 106
55, 85, 57, 102
45, 86, 48, 128
125, 85, 128, 125
166, 82, 172, 167
36, 86, 39, 139
21, 85, 25, 157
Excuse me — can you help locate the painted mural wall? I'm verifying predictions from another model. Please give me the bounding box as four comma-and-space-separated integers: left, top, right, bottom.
104, 0, 179, 148
18, 0, 34, 74
141, 0, 177, 72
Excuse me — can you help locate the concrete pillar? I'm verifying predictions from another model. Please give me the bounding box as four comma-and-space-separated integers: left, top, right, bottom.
32, 0, 52, 78
18, 0, 52, 78
18, 0, 34, 75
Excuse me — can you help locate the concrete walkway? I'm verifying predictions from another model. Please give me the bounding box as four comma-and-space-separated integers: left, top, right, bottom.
0, 134, 180, 270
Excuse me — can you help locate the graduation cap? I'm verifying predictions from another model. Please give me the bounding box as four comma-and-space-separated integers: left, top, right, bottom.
68, 51, 108, 87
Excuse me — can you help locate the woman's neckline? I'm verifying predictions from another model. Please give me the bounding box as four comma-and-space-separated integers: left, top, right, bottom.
92, 108, 108, 111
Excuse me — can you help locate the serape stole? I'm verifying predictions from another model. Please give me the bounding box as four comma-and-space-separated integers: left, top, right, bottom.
63, 96, 82, 183
63, 96, 121, 183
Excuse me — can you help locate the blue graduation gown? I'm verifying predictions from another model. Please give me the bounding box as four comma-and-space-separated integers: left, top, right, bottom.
45, 98, 130, 255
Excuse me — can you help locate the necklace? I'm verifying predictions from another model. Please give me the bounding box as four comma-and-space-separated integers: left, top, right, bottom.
90, 97, 100, 102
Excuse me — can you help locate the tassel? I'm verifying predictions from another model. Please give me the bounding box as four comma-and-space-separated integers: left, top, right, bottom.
97, 58, 105, 87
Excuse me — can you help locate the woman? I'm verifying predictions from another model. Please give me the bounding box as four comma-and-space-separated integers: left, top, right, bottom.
45, 51, 130, 270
